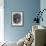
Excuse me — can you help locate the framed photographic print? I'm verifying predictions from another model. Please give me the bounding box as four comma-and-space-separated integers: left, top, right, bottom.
11, 11, 24, 26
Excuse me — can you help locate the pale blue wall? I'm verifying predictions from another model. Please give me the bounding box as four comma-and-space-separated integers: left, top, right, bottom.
40, 0, 46, 27
4, 0, 40, 42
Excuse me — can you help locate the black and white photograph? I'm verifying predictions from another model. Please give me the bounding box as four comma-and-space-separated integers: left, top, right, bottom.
11, 11, 24, 26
